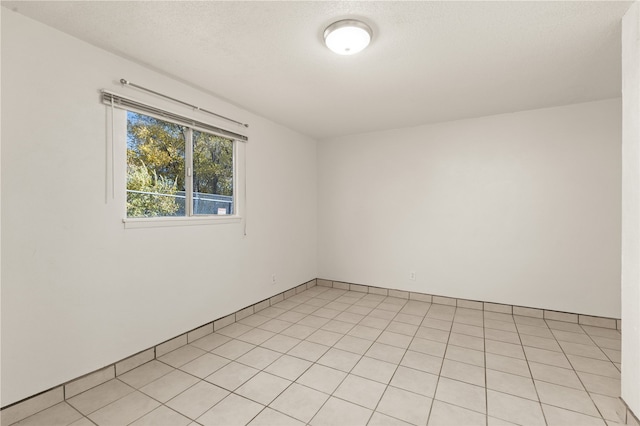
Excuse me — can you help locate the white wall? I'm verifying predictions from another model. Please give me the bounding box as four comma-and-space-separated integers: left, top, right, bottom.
622, 1, 640, 419
318, 99, 621, 318
1, 11, 317, 406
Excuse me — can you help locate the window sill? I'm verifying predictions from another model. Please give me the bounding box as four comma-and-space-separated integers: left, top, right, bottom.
123, 215, 242, 229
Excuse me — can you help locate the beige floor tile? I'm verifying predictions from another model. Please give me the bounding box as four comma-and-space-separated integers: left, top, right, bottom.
306, 329, 343, 346
14, 402, 82, 426
235, 371, 291, 405
440, 359, 485, 387
264, 354, 312, 380
542, 404, 606, 426
317, 347, 361, 372
281, 324, 316, 340
485, 340, 525, 360
260, 334, 301, 353
428, 400, 487, 426
280, 311, 308, 323
321, 319, 356, 334
287, 341, 330, 362
520, 334, 562, 352
523, 346, 571, 369
602, 348, 621, 363
310, 397, 372, 426
449, 333, 485, 351
368, 412, 413, 426
158, 345, 206, 368
166, 381, 229, 419
485, 329, 520, 345
139, 370, 199, 403
435, 377, 486, 414
269, 383, 329, 423
217, 322, 253, 339
205, 361, 259, 391
415, 326, 450, 343
546, 320, 584, 333
366, 342, 406, 364
351, 356, 397, 384
335, 311, 365, 324
591, 393, 626, 422
558, 341, 608, 360
421, 318, 453, 331
313, 308, 341, 320
129, 405, 191, 426
68, 418, 95, 426
238, 314, 270, 328
334, 335, 372, 355
212, 339, 256, 360
409, 338, 447, 358
237, 328, 276, 345
486, 369, 538, 401
88, 391, 159, 426
551, 330, 592, 345
591, 336, 621, 350
377, 386, 433, 425
576, 371, 621, 397
535, 380, 600, 417
484, 312, 514, 323
514, 316, 547, 328
259, 319, 294, 333
516, 324, 554, 338
359, 316, 392, 330
390, 366, 438, 397
451, 323, 484, 338
248, 408, 305, 426
486, 353, 530, 377
68, 379, 135, 415
257, 306, 287, 318
118, 360, 174, 389
528, 361, 584, 390
179, 353, 229, 378
445, 345, 485, 367
487, 416, 518, 426
196, 394, 264, 426
400, 350, 443, 375
581, 326, 621, 340
236, 347, 282, 370
387, 321, 419, 336
377, 331, 413, 349
568, 355, 620, 378
333, 374, 386, 409
484, 319, 517, 332
190, 333, 231, 352
296, 364, 347, 393
487, 390, 545, 426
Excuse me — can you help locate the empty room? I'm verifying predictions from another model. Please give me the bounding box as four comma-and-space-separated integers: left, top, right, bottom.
1, 1, 639, 425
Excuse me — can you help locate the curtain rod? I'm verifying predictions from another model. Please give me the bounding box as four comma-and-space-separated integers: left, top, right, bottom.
120, 78, 249, 128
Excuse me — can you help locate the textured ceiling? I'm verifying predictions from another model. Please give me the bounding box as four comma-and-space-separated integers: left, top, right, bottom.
2, 1, 632, 139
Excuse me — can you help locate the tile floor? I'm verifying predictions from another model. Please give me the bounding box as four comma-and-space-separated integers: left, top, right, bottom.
10, 286, 624, 426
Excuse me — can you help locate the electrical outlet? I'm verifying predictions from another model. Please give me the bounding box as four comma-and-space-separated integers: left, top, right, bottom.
409, 271, 416, 281
271, 274, 277, 285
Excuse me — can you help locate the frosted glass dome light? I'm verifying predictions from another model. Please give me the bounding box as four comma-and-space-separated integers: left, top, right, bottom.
324, 20, 372, 55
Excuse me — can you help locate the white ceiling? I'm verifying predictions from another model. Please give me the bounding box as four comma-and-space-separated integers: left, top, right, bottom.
3, 1, 632, 139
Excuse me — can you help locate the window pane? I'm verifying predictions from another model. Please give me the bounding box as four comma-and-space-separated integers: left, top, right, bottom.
126, 111, 186, 217
192, 130, 234, 215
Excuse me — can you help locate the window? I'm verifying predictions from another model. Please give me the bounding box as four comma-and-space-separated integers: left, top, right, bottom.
126, 111, 235, 218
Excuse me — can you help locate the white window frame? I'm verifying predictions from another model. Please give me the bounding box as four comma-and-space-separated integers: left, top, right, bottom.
105, 94, 246, 230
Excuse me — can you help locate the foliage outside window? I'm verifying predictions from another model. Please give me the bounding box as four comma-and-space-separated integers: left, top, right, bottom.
126, 111, 234, 218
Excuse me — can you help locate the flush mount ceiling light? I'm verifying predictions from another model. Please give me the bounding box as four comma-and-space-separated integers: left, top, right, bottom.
323, 19, 372, 55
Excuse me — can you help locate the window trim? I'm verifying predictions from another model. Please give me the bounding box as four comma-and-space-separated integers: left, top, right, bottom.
106, 94, 246, 229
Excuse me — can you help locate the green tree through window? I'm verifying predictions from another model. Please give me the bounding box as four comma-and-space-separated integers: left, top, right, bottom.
126, 111, 234, 217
